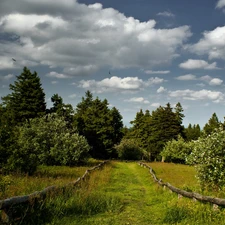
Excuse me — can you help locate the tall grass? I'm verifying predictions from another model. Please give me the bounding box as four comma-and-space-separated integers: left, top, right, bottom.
0, 158, 101, 200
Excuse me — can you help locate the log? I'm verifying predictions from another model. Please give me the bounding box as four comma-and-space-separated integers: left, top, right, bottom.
139, 162, 225, 207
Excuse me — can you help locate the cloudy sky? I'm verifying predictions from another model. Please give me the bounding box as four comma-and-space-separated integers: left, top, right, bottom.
1, 0, 225, 127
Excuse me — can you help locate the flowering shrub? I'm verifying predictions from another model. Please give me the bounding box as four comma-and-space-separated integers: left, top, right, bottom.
187, 127, 225, 189
6, 114, 90, 174
161, 135, 193, 163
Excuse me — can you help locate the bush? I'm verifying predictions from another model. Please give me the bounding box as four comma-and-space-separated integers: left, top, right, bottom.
115, 139, 143, 160
5, 114, 90, 174
186, 127, 225, 189
161, 135, 193, 163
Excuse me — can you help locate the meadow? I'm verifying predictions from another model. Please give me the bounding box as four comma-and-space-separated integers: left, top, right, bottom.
1, 161, 225, 224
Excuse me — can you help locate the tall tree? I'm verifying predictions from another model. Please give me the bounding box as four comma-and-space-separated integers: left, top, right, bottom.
74, 91, 123, 159
203, 112, 220, 136
1, 67, 46, 124
48, 94, 74, 124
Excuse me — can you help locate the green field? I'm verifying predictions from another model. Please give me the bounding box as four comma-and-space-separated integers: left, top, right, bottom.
1, 161, 225, 225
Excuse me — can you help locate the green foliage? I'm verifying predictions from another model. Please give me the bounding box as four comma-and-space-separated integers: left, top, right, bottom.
48, 94, 74, 125
187, 127, 225, 189
5, 114, 90, 174
115, 139, 144, 160
203, 112, 221, 136
161, 135, 193, 163
184, 123, 201, 141
1, 67, 46, 124
74, 91, 123, 159
130, 103, 184, 160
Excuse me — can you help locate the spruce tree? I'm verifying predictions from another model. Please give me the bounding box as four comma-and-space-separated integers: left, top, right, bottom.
74, 91, 123, 159
203, 113, 220, 136
1, 67, 46, 123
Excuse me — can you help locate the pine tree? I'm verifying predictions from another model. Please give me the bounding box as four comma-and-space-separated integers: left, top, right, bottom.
1, 67, 46, 123
74, 91, 123, 159
203, 113, 220, 135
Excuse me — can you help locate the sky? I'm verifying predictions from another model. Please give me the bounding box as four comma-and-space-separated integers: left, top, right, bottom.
0, 0, 225, 128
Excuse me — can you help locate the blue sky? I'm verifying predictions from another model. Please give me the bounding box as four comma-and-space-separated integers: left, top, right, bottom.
1, 0, 225, 128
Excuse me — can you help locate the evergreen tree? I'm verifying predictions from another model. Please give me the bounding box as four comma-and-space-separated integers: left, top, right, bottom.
74, 91, 123, 159
184, 123, 201, 141
1, 67, 46, 124
48, 94, 74, 125
203, 113, 220, 136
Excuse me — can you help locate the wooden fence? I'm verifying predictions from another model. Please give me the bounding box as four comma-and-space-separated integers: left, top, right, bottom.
0, 161, 107, 223
139, 162, 225, 207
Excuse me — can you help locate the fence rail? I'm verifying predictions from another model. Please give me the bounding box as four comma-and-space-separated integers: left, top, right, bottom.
139, 162, 225, 207
0, 161, 107, 223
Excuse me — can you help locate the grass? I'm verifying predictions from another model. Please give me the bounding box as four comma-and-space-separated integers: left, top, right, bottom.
148, 162, 199, 191
0, 165, 89, 200
2, 161, 225, 225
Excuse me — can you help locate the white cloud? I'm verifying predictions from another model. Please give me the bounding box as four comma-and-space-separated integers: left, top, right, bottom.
169, 89, 224, 102
151, 103, 161, 107
51, 81, 58, 84
0, 1, 191, 73
79, 76, 165, 93
1, 74, 14, 80
200, 75, 223, 86
179, 59, 219, 70
125, 97, 150, 104
157, 11, 175, 17
189, 26, 225, 60
209, 78, 223, 86
176, 74, 197, 80
157, 86, 167, 93
144, 70, 170, 74
46, 71, 71, 79
216, 0, 225, 8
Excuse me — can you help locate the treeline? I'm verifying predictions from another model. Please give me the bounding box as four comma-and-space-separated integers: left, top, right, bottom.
0, 67, 123, 174
0, 67, 223, 178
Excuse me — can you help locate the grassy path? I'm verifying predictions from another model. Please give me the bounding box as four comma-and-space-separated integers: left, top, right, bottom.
50, 162, 176, 225
47, 162, 225, 225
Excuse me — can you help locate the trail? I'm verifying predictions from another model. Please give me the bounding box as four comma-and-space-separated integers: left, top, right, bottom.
103, 162, 174, 224
51, 162, 176, 225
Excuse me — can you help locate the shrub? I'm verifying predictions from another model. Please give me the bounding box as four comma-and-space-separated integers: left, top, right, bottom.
115, 139, 143, 160
186, 127, 225, 189
6, 114, 90, 174
161, 135, 193, 163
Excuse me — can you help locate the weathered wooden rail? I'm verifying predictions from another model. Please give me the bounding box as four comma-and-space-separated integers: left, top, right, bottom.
0, 161, 107, 223
139, 162, 225, 207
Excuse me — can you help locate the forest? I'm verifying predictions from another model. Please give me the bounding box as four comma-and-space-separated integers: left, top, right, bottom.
0, 67, 224, 189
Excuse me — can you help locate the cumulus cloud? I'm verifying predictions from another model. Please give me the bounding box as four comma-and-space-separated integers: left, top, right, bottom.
200, 75, 223, 86
176, 74, 197, 80
144, 70, 170, 74
157, 86, 167, 93
0, 73, 14, 80
216, 0, 225, 8
125, 97, 150, 104
0, 0, 191, 73
151, 103, 161, 107
157, 11, 175, 17
179, 59, 219, 70
188, 26, 225, 60
46, 71, 71, 79
169, 89, 224, 102
79, 76, 165, 93
209, 78, 223, 86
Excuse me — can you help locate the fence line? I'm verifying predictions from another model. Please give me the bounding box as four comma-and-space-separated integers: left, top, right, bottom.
139, 162, 225, 207
0, 161, 107, 223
